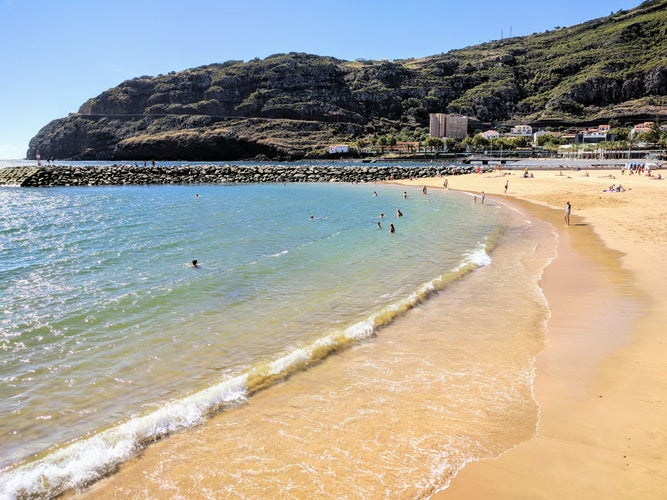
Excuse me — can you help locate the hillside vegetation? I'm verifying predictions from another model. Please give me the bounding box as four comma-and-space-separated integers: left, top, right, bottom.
28, 0, 667, 160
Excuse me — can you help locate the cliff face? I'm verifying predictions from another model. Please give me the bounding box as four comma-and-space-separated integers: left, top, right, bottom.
28, 0, 667, 160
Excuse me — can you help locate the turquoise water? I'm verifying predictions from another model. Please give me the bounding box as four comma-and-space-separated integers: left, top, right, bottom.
0, 181, 506, 497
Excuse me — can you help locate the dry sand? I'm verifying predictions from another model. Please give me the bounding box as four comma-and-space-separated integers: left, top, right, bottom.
398, 166, 667, 499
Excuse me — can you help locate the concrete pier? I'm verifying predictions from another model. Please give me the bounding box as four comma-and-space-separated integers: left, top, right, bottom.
0, 167, 41, 186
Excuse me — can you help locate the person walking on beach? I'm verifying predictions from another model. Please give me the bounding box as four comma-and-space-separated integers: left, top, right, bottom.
504, 180, 508, 193
481, 191, 485, 204
564, 201, 571, 226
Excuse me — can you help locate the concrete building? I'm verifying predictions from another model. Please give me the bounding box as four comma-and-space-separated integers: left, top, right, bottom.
510, 124, 533, 137
429, 113, 468, 140
576, 124, 613, 144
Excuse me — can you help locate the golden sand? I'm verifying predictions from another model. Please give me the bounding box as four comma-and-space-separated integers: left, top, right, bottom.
399, 166, 667, 499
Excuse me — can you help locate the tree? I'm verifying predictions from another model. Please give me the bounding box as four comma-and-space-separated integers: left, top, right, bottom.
536, 134, 566, 148
610, 127, 630, 141
471, 134, 489, 149
643, 122, 661, 144
444, 138, 456, 151
424, 136, 444, 151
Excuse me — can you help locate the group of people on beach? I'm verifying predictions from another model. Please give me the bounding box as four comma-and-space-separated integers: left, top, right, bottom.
622, 162, 662, 177
473, 191, 486, 204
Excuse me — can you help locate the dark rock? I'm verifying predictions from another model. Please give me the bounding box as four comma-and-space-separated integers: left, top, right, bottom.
0, 164, 486, 188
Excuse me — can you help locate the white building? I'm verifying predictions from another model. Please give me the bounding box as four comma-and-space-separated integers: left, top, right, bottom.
328, 144, 349, 154
510, 125, 533, 137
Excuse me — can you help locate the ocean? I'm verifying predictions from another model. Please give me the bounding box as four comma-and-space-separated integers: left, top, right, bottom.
0, 168, 557, 498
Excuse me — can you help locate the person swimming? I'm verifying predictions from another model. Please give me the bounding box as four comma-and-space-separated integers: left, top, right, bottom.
191, 259, 199, 268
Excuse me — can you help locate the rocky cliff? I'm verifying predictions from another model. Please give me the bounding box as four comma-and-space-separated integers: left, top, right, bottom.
28, 0, 667, 160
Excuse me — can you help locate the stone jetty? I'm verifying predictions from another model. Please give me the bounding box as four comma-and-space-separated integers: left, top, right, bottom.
0, 163, 489, 187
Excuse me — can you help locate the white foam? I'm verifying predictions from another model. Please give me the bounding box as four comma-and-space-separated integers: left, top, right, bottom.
342, 318, 375, 340
459, 243, 492, 269
265, 347, 310, 375
0, 375, 248, 499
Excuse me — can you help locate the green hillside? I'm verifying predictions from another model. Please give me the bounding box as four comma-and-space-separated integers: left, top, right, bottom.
28, 0, 666, 160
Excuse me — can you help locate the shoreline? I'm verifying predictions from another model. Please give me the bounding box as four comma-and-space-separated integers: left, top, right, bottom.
396, 169, 667, 498
67, 183, 556, 498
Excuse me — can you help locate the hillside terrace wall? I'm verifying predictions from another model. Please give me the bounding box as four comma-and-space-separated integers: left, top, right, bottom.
0, 164, 488, 187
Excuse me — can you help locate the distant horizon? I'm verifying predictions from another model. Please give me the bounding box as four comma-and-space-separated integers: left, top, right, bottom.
0, 0, 644, 159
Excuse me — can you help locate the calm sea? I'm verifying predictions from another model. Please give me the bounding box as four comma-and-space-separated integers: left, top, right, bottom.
0, 168, 557, 498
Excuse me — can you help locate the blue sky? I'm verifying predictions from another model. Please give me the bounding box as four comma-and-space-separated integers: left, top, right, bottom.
0, 0, 642, 159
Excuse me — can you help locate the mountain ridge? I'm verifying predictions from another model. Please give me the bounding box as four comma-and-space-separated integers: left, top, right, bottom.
28, 0, 667, 160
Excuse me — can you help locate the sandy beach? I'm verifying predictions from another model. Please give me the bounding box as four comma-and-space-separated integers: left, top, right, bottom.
399, 165, 667, 498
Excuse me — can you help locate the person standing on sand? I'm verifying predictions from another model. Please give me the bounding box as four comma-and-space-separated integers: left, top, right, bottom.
504, 180, 508, 193
564, 201, 571, 226
481, 191, 485, 204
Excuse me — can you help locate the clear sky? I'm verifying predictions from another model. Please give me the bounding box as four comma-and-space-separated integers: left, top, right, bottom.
0, 0, 643, 159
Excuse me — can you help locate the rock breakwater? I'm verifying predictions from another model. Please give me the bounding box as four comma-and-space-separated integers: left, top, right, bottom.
0, 164, 487, 187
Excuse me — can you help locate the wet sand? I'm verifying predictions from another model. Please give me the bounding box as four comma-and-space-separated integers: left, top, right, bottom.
404, 167, 667, 498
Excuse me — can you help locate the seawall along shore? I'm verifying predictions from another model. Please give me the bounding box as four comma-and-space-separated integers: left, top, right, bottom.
0, 164, 485, 187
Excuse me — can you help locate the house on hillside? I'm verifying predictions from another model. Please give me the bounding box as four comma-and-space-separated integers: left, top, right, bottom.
631, 122, 654, 137
481, 130, 500, 140
509, 125, 533, 137
328, 144, 349, 154
577, 124, 613, 143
